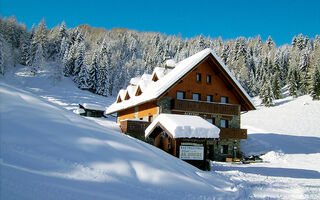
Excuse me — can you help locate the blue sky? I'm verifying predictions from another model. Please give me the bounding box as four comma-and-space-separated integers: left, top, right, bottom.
1, 0, 319, 46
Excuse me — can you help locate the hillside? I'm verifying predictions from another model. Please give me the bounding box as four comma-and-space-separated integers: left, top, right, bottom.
0, 67, 235, 200
1, 66, 320, 199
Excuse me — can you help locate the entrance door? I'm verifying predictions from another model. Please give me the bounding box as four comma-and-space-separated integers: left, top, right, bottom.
208, 145, 215, 160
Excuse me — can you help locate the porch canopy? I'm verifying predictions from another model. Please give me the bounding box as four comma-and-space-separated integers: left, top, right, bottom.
145, 114, 220, 139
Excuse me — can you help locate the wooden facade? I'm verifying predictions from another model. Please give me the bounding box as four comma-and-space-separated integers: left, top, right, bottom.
108, 49, 255, 166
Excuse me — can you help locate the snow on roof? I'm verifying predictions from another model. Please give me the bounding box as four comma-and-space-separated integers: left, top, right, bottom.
116, 89, 126, 102
138, 78, 154, 92
81, 103, 105, 111
74, 108, 85, 114
129, 77, 141, 86
152, 67, 171, 80
165, 59, 176, 68
126, 85, 138, 98
145, 114, 220, 139
141, 73, 152, 81
106, 48, 255, 114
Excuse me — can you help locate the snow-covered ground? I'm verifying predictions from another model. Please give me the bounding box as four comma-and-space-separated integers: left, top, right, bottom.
0, 66, 236, 200
212, 96, 320, 199
1, 65, 320, 199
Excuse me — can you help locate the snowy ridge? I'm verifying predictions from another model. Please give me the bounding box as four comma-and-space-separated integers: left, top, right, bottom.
106, 48, 255, 114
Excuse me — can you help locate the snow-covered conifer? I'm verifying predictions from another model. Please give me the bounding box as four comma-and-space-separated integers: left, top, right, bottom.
311, 67, 320, 100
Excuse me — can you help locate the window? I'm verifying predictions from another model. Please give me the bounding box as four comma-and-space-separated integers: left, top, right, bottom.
220, 119, 228, 128
196, 73, 201, 82
207, 95, 213, 102
206, 118, 215, 124
206, 75, 212, 84
177, 91, 186, 100
148, 115, 153, 122
221, 96, 229, 104
221, 145, 228, 154
192, 93, 201, 101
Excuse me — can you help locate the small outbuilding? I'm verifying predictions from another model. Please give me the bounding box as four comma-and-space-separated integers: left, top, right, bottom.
77, 103, 106, 117
145, 114, 220, 170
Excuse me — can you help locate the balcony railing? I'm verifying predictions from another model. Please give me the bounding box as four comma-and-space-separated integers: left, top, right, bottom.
172, 99, 239, 116
220, 128, 247, 139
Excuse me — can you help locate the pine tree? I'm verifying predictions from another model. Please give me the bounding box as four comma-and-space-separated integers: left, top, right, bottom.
288, 68, 301, 98
77, 64, 89, 89
311, 67, 320, 100
272, 71, 281, 99
260, 79, 275, 107
87, 51, 100, 92
29, 18, 47, 73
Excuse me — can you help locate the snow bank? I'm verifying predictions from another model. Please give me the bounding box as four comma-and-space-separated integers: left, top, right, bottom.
145, 114, 220, 138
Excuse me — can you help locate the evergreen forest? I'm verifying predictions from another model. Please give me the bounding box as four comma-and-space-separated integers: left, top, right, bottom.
1, 16, 320, 106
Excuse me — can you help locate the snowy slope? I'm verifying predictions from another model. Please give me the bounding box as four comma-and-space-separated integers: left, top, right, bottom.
212, 95, 320, 199
1, 66, 320, 199
0, 67, 236, 200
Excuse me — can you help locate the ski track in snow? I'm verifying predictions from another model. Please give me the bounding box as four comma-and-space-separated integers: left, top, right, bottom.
1, 66, 320, 199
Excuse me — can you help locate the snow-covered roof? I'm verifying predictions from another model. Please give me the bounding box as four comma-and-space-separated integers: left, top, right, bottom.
74, 108, 85, 114
117, 89, 126, 102
106, 48, 255, 114
129, 77, 141, 86
81, 103, 105, 111
126, 85, 138, 98
145, 114, 220, 139
165, 59, 176, 68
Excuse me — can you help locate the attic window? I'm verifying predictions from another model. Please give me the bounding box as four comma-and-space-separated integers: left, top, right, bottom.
124, 92, 130, 100
136, 87, 142, 96
116, 96, 122, 103
207, 75, 212, 84
152, 74, 159, 82
196, 73, 201, 82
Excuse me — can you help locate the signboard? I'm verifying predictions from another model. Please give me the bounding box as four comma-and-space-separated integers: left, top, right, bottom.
179, 145, 204, 160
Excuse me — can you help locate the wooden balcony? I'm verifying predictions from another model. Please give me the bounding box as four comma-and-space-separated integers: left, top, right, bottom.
172, 99, 239, 116
219, 128, 247, 139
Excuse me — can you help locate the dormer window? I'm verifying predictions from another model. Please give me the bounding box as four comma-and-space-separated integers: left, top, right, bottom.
196, 73, 201, 82
116, 96, 122, 103
152, 74, 159, 82
135, 86, 142, 96
124, 92, 130, 100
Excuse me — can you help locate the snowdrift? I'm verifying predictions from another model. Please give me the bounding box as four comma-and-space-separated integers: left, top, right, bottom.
0, 82, 235, 200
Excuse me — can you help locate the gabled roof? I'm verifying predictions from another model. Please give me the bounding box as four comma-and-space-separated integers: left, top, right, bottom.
106, 48, 255, 114
145, 114, 220, 139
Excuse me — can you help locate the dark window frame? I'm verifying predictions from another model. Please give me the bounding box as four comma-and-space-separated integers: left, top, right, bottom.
220, 119, 229, 128
206, 95, 213, 102
192, 93, 201, 101
196, 73, 202, 82
221, 96, 229, 104
221, 145, 228, 154
177, 91, 186, 100
206, 75, 212, 84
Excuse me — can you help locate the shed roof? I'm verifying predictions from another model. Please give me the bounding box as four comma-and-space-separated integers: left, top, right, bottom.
145, 114, 220, 139
106, 48, 255, 114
